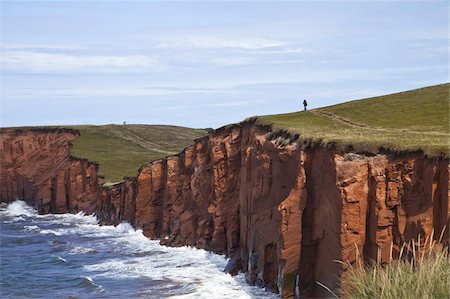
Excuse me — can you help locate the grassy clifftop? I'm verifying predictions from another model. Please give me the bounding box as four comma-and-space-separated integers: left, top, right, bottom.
257, 83, 449, 157
3, 84, 447, 182
67, 124, 208, 184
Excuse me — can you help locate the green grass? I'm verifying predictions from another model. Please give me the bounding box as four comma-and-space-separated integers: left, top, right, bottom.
342, 239, 450, 299
66, 124, 208, 183
3, 84, 448, 180
257, 83, 449, 157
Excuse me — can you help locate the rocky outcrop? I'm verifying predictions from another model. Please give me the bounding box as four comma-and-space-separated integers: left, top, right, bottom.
0, 128, 100, 214
1, 123, 448, 298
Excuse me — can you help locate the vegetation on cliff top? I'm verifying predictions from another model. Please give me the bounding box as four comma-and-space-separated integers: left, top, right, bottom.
67, 125, 208, 184
257, 83, 449, 157
2, 84, 447, 182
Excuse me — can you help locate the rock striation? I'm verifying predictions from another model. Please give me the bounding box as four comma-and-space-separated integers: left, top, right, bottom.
0, 128, 100, 214
1, 122, 448, 298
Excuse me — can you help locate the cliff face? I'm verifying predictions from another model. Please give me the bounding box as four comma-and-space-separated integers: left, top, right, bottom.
0, 129, 100, 214
1, 124, 448, 298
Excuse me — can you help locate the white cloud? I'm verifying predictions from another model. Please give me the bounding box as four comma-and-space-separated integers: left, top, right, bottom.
0, 51, 161, 73
206, 100, 267, 108
2, 86, 230, 99
208, 57, 251, 66
156, 37, 285, 49
1, 44, 89, 51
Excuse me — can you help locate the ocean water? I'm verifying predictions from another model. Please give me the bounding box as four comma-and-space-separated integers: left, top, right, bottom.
0, 201, 278, 299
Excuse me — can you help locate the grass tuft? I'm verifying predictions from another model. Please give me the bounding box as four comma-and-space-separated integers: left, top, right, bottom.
342, 236, 450, 299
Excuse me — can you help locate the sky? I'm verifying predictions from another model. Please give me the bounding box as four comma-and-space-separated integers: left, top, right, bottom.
0, 0, 448, 128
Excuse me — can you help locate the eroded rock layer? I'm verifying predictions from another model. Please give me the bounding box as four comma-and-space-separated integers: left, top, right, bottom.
1, 123, 448, 298
0, 129, 100, 214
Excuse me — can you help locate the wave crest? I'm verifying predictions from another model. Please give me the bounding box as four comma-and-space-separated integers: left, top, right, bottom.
1, 200, 37, 217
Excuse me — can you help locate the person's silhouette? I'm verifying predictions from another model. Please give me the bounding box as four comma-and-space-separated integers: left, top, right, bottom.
303, 99, 308, 111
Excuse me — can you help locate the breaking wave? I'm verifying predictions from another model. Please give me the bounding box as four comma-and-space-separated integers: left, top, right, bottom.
2, 200, 37, 217
0, 201, 277, 298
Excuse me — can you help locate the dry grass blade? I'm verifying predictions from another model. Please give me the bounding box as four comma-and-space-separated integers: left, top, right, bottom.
316, 281, 339, 299
342, 239, 450, 299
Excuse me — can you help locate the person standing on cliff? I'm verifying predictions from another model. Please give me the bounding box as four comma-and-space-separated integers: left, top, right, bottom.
303, 99, 308, 111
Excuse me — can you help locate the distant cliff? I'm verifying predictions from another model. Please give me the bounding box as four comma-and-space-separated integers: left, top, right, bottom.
1, 122, 448, 298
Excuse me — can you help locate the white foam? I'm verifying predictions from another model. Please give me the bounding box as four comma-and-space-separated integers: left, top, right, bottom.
13, 216, 26, 222
1, 200, 37, 217
68, 246, 97, 255
80, 224, 278, 299
1, 200, 276, 298
46, 211, 98, 225
55, 255, 67, 263
24, 225, 40, 231
84, 276, 93, 283
40, 229, 62, 236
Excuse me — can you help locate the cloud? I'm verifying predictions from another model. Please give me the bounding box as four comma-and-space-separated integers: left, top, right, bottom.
0, 51, 161, 73
1, 44, 89, 51
2, 86, 231, 100
156, 37, 285, 49
208, 57, 251, 66
150, 99, 268, 112
206, 99, 267, 107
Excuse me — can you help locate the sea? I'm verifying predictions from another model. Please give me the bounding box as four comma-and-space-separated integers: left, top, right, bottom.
0, 201, 277, 299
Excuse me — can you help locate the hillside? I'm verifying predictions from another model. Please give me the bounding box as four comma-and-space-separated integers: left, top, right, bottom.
66, 125, 208, 183
2, 84, 447, 182
257, 83, 449, 157
1, 124, 204, 184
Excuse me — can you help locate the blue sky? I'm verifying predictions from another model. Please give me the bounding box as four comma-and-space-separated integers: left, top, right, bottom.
1, 1, 448, 128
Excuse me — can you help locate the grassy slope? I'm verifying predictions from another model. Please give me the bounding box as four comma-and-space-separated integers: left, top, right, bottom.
3, 84, 447, 181
67, 125, 208, 183
257, 83, 449, 156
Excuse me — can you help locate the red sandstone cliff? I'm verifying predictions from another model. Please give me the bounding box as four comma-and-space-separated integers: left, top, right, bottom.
1, 123, 448, 298
0, 128, 100, 214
